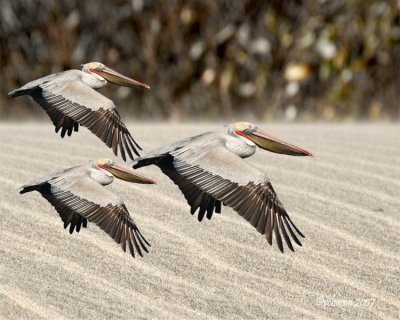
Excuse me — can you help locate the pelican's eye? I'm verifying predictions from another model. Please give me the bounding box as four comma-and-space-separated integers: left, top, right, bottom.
243, 126, 256, 134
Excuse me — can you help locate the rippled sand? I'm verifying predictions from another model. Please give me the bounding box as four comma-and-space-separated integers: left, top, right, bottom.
0, 122, 399, 319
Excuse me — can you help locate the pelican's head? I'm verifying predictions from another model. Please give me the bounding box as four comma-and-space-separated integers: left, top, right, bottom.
95, 158, 156, 184
228, 122, 313, 156
81, 62, 150, 89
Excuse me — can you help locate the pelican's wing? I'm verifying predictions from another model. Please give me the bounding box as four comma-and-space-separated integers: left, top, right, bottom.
149, 154, 222, 222
33, 79, 141, 161
169, 146, 304, 253
133, 132, 221, 221
40, 176, 149, 258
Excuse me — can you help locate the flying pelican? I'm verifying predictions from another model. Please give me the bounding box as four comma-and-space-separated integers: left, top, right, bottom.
9, 62, 150, 161
133, 122, 313, 253
20, 158, 156, 258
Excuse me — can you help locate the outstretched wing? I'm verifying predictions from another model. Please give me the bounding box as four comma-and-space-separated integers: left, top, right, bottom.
32, 79, 141, 161
154, 155, 222, 222
163, 146, 304, 253
39, 176, 149, 258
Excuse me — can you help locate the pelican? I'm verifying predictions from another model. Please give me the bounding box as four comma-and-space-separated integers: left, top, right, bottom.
20, 158, 156, 258
133, 122, 313, 253
9, 62, 150, 161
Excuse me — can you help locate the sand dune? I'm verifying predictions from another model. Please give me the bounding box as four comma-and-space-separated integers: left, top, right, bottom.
0, 122, 399, 319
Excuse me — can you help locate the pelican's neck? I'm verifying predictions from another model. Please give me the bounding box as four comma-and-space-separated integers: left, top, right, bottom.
90, 167, 114, 186
225, 133, 256, 158
81, 71, 107, 89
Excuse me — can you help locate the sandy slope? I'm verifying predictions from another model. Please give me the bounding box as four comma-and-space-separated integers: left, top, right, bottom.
0, 122, 399, 320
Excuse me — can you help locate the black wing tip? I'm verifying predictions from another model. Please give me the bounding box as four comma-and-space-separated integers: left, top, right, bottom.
124, 232, 151, 259
62, 222, 83, 234
19, 184, 41, 194
277, 208, 304, 251
275, 236, 302, 253
274, 232, 303, 253
113, 146, 139, 162
266, 238, 298, 253
128, 133, 142, 151
19, 186, 27, 194
8, 89, 23, 98
139, 233, 151, 247
123, 132, 141, 159
129, 144, 141, 158
134, 250, 143, 258
266, 234, 273, 246
267, 238, 297, 253
127, 247, 149, 259
265, 223, 303, 253
68, 224, 75, 234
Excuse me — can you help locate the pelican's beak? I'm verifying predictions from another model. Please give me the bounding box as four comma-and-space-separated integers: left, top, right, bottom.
104, 162, 156, 184
94, 66, 150, 89
246, 129, 314, 156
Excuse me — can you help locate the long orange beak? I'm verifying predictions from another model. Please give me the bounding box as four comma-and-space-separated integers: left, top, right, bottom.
245, 129, 313, 156
102, 162, 156, 184
93, 66, 150, 89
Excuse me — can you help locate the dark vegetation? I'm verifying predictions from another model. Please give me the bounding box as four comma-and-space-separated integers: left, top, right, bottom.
1, 0, 399, 121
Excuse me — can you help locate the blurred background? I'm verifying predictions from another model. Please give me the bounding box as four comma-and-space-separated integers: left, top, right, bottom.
1, 0, 399, 121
